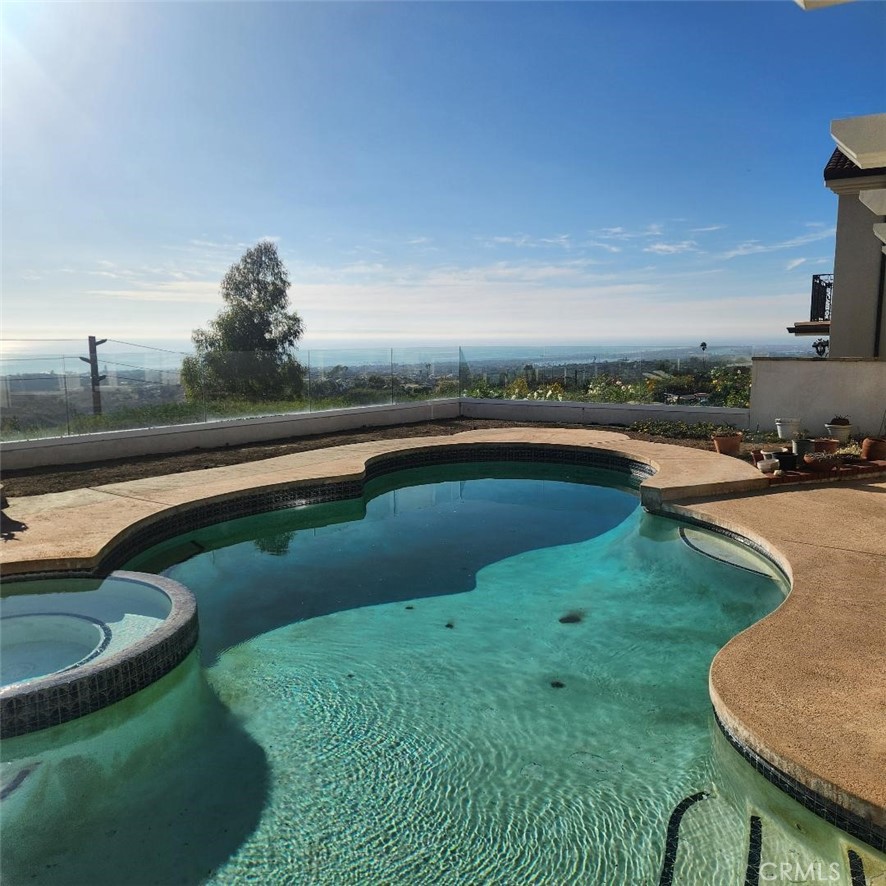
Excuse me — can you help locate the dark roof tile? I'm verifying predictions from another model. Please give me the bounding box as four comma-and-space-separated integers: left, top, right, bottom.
824, 147, 886, 181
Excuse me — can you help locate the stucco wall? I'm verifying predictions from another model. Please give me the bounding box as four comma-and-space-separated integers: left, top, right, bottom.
749, 358, 885, 437
0, 400, 460, 470
0, 397, 751, 471
461, 398, 749, 429
829, 192, 886, 359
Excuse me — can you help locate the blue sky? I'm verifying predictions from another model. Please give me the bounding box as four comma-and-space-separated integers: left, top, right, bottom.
2, 1, 884, 350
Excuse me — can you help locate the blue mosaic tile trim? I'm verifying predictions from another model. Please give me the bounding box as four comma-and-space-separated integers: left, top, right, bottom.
5, 444, 653, 582
714, 710, 886, 853
677, 527, 771, 578
658, 791, 709, 886
662, 512, 790, 588
847, 849, 867, 885
0, 573, 198, 739
744, 815, 762, 886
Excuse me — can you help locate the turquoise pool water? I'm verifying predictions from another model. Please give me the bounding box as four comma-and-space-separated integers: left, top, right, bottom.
0, 576, 172, 688
2, 463, 883, 884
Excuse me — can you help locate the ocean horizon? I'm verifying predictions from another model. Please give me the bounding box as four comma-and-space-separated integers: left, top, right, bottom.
0, 336, 814, 377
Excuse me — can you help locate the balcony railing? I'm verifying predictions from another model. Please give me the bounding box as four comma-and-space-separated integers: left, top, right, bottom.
810, 274, 833, 322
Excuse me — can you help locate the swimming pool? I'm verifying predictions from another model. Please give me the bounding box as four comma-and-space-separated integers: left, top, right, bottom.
1, 462, 883, 884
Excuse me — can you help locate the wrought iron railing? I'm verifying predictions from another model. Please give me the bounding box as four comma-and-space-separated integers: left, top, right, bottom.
810, 274, 833, 321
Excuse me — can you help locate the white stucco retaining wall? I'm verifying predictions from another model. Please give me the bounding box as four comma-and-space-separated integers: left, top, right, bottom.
749, 358, 886, 437
0, 397, 753, 471
0, 400, 460, 470
460, 398, 750, 428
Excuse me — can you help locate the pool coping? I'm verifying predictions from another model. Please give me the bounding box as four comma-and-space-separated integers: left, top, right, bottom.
0, 428, 883, 848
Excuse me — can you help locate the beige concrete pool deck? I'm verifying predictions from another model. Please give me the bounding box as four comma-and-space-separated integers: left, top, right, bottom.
1, 428, 884, 837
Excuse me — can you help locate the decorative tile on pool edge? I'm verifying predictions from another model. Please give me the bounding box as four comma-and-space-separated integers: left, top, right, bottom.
89, 444, 653, 576
713, 709, 885, 853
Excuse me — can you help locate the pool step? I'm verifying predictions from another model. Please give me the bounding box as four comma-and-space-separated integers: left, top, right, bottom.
658, 791, 884, 886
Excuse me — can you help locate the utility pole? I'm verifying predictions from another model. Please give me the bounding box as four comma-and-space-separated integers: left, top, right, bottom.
79, 335, 107, 416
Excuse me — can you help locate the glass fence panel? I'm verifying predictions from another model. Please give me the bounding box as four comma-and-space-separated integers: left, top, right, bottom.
66, 349, 200, 433
307, 348, 394, 410
0, 354, 72, 440
194, 350, 309, 422
0, 341, 769, 442
458, 346, 547, 397
391, 347, 460, 403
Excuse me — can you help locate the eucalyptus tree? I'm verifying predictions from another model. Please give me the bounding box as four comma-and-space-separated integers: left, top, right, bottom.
181, 241, 305, 401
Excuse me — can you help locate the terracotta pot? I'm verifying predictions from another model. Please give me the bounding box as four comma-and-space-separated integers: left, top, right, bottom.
804, 454, 839, 472
861, 437, 886, 460
712, 434, 742, 456
813, 438, 839, 454
803, 455, 840, 473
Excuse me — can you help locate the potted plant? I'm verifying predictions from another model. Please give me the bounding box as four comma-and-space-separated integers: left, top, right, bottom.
792, 432, 815, 457
824, 415, 852, 444
813, 437, 840, 454
775, 418, 801, 440
861, 437, 886, 460
711, 425, 743, 456
773, 450, 797, 471
803, 452, 841, 472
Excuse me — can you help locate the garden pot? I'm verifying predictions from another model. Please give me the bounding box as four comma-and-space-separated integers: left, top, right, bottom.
804, 454, 839, 472
712, 434, 742, 456
773, 451, 797, 471
824, 423, 852, 444
792, 439, 815, 457
813, 438, 839, 454
758, 453, 778, 473
775, 418, 801, 440
861, 437, 886, 460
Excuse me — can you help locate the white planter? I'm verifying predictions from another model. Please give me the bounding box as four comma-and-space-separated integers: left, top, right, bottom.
775, 418, 801, 440
824, 423, 852, 444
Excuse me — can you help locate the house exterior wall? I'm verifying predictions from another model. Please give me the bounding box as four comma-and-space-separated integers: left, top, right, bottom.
750, 357, 885, 437
828, 188, 886, 359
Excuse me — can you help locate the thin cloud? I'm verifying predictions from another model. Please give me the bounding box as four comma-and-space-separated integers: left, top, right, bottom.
594, 224, 666, 241
584, 240, 622, 253
785, 258, 806, 271
485, 234, 534, 248
643, 240, 698, 255
478, 233, 573, 250
721, 227, 835, 259
84, 280, 220, 304
538, 234, 572, 249
690, 224, 726, 233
